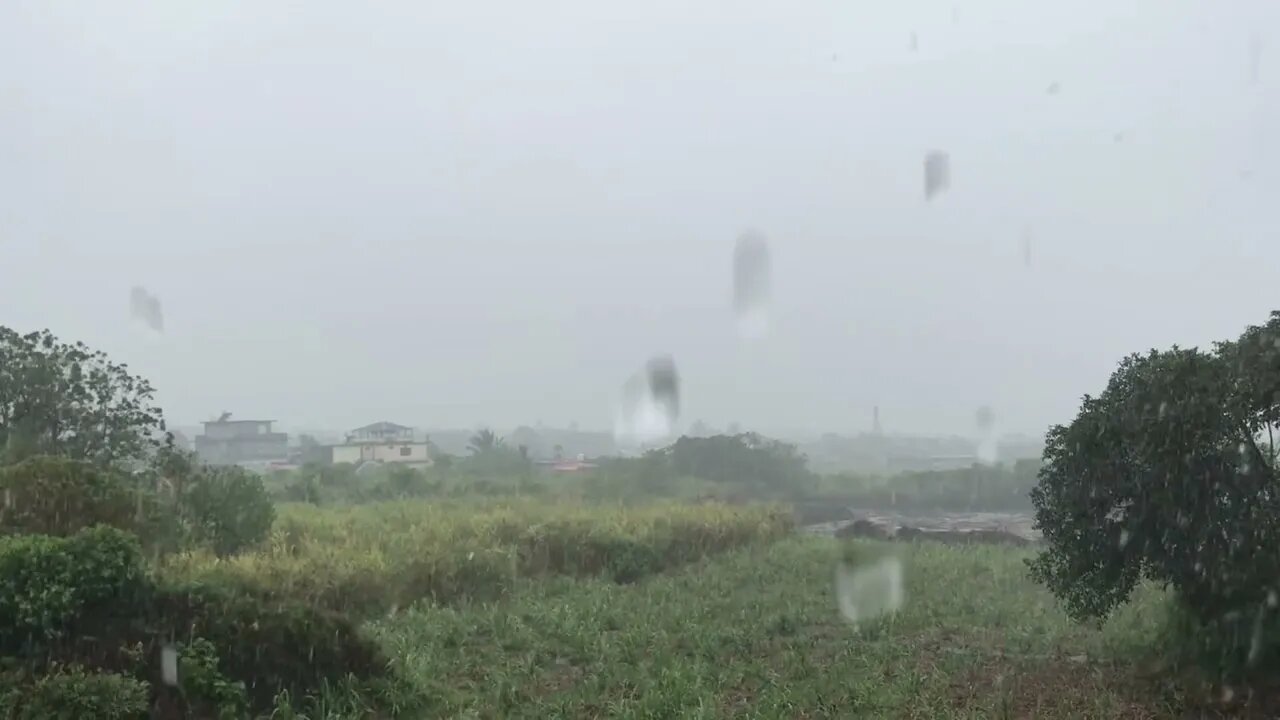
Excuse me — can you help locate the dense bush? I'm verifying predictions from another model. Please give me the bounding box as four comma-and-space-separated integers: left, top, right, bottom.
0, 456, 139, 537
0, 526, 409, 715
149, 583, 397, 710
661, 433, 813, 490
0, 527, 148, 657
1029, 311, 1280, 674
0, 665, 149, 720
173, 637, 250, 719
181, 464, 276, 557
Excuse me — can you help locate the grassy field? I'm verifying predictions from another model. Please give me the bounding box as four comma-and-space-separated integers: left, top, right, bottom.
160, 500, 793, 617
148, 499, 1254, 718
357, 535, 1230, 719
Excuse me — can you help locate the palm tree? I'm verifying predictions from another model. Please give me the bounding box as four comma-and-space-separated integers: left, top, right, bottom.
467, 428, 503, 455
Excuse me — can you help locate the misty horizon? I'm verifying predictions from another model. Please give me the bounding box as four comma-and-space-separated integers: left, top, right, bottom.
4, 1, 1277, 440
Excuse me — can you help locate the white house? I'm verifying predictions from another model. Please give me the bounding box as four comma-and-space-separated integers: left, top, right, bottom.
330, 421, 432, 467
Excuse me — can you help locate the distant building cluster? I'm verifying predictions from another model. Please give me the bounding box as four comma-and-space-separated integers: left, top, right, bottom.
193, 416, 433, 471
189, 411, 1044, 476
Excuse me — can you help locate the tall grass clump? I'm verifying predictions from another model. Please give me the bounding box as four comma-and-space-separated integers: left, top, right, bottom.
160, 499, 793, 616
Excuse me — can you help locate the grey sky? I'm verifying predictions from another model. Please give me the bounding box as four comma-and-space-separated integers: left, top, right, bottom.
2, 1, 1277, 437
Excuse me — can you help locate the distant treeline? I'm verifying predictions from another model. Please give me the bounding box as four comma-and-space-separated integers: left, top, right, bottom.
266, 432, 1043, 514
815, 459, 1042, 513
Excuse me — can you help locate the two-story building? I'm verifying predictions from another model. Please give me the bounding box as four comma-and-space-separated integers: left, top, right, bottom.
194, 414, 290, 466
328, 421, 433, 467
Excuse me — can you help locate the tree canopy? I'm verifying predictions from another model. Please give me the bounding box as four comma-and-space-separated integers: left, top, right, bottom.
0, 327, 166, 467
1030, 312, 1280, 649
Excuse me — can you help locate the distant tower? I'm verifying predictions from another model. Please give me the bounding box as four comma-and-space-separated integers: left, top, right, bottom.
872, 406, 883, 436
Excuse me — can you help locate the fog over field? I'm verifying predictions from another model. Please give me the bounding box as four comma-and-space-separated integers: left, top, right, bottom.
3, 1, 1278, 440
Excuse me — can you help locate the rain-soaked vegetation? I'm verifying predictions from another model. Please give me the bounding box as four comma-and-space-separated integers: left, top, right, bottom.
3, 316, 1280, 717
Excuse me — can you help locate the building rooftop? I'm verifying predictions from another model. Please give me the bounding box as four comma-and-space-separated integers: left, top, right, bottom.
350, 421, 413, 433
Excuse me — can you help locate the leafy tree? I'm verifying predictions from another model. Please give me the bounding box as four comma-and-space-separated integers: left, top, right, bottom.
431, 452, 455, 473
0, 327, 165, 467
1029, 312, 1280, 669
143, 446, 275, 555
658, 432, 813, 491
182, 464, 276, 557
466, 428, 503, 455
457, 445, 531, 479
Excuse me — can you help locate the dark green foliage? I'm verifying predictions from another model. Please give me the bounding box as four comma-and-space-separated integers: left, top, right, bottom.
600, 538, 664, 583
0, 526, 404, 714
583, 433, 814, 502
0, 527, 147, 657
379, 464, 440, 498
0, 665, 149, 720
827, 460, 1041, 512
0, 455, 185, 554
181, 464, 276, 557
283, 473, 323, 504
663, 433, 812, 490
0, 327, 165, 467
0, 456, 138, 536
150, 582, 393, 709
174, 637, 249, 719
1029, 311, 1280, 672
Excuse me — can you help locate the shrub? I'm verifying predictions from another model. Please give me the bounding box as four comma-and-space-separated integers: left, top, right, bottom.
182, 464, 276, 557
0, 526, 147, 657
0, 526, 401, 715
174, 637, 250, 719
0, 456, 138, 537
151, 582, 394, 709
1029, 312, 1280, 673
0, 665, 149, 720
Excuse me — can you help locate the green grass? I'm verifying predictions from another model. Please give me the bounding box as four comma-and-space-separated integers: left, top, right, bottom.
159, 500, 793, 617
366, 536, 1219, 719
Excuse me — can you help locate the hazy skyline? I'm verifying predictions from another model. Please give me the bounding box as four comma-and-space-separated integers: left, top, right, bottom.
3, 1, 1277, 438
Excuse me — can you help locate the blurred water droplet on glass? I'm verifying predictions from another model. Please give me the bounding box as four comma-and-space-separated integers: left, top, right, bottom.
1046, 81, 1061, 95
976, 437, 999, 465
1119, 528, 1130, 548
835, 555, 904, 628
732, 231, 772, 339
1221, 685, 1235, 704
974, 406, 998, 464
1158, 401, 1169, 419
161, 644, 179, 686
613, 356, 681, 449
129, 286, 165, 333
974, 406, 995, 432
923, 151, 950, 201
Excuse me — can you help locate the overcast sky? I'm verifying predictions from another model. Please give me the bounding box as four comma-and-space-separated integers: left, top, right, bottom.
2, 1, 1277, 438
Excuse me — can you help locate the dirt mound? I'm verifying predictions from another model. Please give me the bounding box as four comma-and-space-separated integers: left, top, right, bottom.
806, 511, 1040, 547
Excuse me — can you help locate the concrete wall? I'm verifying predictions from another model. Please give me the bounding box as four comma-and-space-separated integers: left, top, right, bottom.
330, 442, 431, 465
201, 421, 275, 440
194, 435, 290, 465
